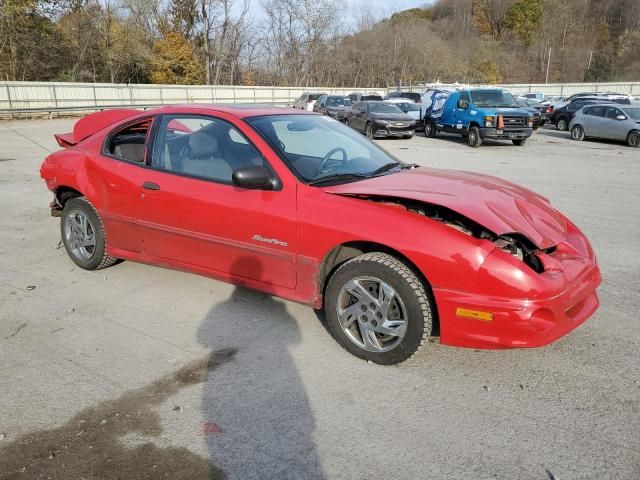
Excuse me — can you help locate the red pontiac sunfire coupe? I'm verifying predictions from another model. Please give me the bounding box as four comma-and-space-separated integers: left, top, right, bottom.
40, 104, 601, 364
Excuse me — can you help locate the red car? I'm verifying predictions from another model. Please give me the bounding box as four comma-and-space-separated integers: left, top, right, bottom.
40, 105, 601, 364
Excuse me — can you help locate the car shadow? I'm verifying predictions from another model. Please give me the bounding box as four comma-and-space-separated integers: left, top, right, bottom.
197, 256, 325, 480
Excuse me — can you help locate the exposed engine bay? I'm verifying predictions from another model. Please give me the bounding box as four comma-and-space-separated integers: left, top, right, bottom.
366, 196, 556, 273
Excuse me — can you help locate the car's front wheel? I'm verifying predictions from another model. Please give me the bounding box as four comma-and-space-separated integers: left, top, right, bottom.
61, 197, 117, 270
468, 126, 482, 147
324, 253, 432, 365
627, 130, 640, 148
571, 125, 585, 141
365, 123, 375, 139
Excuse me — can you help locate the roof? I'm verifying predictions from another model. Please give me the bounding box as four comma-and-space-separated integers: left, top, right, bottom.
146, 103, 315, 119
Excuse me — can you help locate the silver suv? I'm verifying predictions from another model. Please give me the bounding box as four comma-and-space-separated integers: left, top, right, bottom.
569, 103, 640, 147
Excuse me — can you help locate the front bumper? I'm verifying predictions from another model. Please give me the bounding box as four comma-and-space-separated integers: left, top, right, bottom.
479, 127, 533, 140
373, 122, 416, 138
433, 264, 601, 349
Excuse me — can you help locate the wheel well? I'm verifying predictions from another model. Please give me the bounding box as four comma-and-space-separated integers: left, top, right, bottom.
469, 121, 480, 128
55, 186, 83, 206
318, 241, 439, 335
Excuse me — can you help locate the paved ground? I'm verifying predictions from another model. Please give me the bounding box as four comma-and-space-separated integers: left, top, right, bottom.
1, 119, 639, 479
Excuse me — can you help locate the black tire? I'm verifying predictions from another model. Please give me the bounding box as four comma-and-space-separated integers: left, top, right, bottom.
424, 121, 437, 138
512, 139, 527, 146
365, 122, 375, 139
557, 117, 569, 131
324, 252, 433, 365
468, 126, 482, 147
61, 197, 117, 270
571, 125, 585, 141
626, 130, 640, 148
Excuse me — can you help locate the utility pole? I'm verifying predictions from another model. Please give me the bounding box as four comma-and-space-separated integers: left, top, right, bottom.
545, 47, 552, 84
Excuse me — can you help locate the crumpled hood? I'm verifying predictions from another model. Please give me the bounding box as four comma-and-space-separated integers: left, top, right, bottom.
322, 167, 568, 249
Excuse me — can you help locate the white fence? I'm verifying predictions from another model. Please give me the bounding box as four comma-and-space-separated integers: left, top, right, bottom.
0, 82, 382, 113
1, 81, 639, 116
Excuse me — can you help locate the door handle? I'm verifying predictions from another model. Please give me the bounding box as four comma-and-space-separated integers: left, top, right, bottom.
142, 181, 160, 190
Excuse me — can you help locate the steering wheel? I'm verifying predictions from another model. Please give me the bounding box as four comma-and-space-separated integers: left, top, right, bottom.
318, 147, 348, 173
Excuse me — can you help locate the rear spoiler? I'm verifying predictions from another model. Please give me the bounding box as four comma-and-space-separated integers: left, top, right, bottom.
54, 109, 141, 148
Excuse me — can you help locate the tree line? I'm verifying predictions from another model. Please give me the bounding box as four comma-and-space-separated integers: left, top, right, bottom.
1, 0, 639, 86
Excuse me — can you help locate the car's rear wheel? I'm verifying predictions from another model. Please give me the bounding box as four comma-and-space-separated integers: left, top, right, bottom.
627, 130, 640, 148
571, 125, 585, 141
424, 121, 437, 138
468, 126, 482, 147
512, 139, 527, 146
61, 197, 117, 270
324, 253, 432, 365
557, 117, 569, 131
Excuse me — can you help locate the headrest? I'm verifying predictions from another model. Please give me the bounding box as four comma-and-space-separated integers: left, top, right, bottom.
189, 131, 219, 158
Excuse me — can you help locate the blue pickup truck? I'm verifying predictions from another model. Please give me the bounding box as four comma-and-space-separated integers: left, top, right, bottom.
424, 88, 534, 147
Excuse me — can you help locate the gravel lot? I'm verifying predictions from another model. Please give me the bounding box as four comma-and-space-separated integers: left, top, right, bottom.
1, 118, 639, 479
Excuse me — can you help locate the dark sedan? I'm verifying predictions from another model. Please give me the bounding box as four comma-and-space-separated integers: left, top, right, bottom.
313, 95, 352, 122
515, 98, 544, 129
346, 101, 417, 139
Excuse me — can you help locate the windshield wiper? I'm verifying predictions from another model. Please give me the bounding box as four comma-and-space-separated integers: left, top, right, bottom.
307, 172, 370, 186
371, 162, 418, 176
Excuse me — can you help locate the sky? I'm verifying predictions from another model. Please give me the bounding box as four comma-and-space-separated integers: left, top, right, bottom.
241, 0, 432, 26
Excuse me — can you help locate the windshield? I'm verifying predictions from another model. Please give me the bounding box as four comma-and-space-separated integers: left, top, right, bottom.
246, 114, 403, 184
326, 96, 351, 107
395, 102, 421, 112
470, 90, 518, 108
369, 103, 402, 114
625, 108, 640, 120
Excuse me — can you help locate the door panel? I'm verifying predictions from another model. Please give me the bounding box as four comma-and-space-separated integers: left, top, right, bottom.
92, 118, 155, 253
137, 114, 297, 289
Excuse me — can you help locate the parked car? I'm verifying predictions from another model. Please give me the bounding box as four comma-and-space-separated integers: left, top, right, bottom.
293, 92, 327, 111
40, 105, 601, 364
424, 88, 534, 147
313, 95, 352, 121
515, 98, 543, 129
384, 91, 422, 103
570, 103, 640, 147
555, 92, 632, 110
346, 101, 417, 139
386, 98, 423, 129
347, 92, 384, 103
551, 98, 613, 131
518, 92, 545, 101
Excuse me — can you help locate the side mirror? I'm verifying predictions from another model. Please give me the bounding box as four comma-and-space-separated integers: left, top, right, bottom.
616, 115, 627, 121
232, 165, 274, 190
457, 99, 469, 109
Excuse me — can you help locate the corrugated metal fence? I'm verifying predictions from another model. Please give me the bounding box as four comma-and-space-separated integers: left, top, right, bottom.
1, 81, 639, 117
0, 82, 382, 115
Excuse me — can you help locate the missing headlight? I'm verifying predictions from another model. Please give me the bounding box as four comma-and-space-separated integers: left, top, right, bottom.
495, 235, 545, 273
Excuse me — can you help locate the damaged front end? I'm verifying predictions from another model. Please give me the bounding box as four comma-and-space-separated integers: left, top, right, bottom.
366, 196, 554, 274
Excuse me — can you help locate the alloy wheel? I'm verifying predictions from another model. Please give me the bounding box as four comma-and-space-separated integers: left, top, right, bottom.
571, 125, 585, 141
336, 276, 408, 352
64, 210, 96, 261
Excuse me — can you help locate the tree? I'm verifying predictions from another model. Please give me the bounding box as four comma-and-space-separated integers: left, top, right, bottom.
504, 0, 542, 47
150, 29, 204, 84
